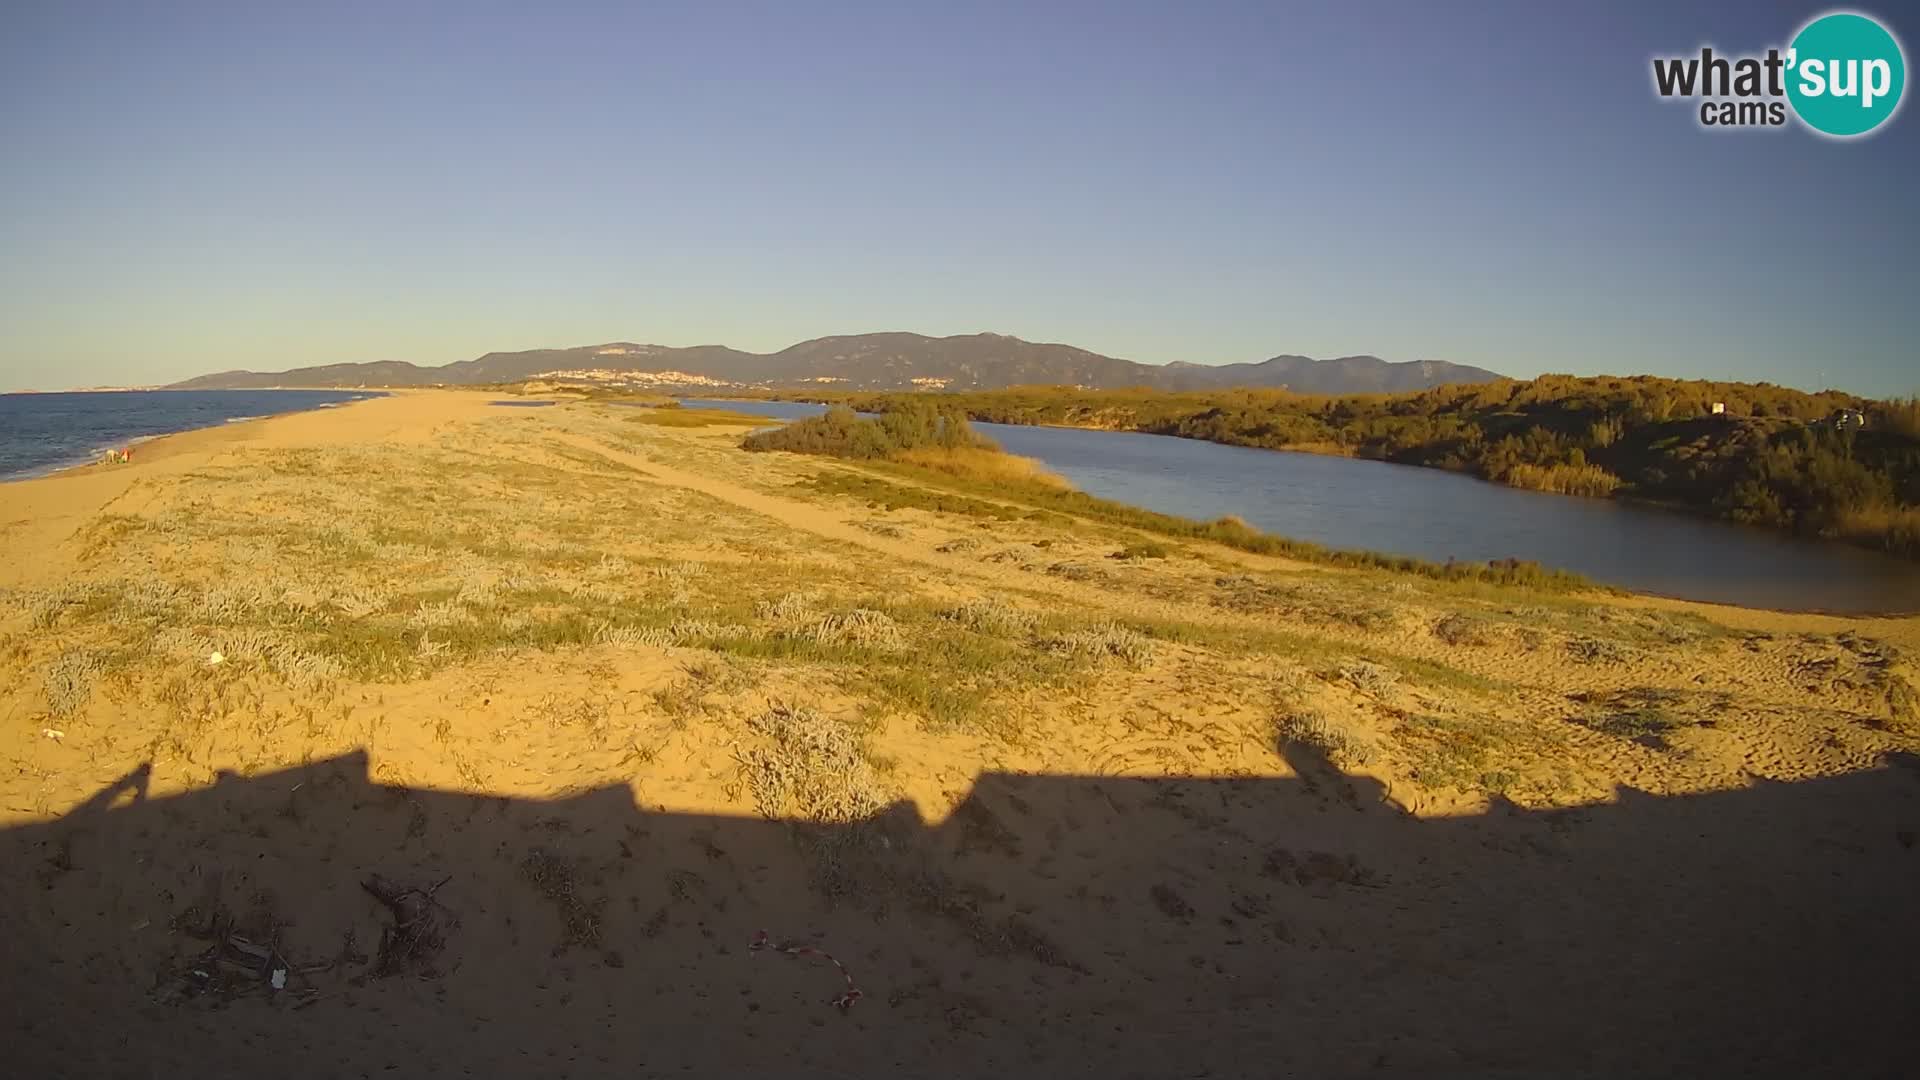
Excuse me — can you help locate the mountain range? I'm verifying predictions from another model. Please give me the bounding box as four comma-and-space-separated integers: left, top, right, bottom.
167, 332, 1505, 395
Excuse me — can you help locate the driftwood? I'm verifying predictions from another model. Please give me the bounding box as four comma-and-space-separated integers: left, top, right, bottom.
154, 903, 328, 1005
153, 874, 450, 1003
361, 873, 454, 977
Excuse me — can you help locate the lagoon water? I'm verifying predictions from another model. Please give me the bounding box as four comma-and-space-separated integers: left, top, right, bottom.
683, 399, 1920, 614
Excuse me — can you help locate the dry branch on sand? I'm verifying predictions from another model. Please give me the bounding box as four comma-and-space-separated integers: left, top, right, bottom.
362, 873, 456, 977
154, 899, 330, 1006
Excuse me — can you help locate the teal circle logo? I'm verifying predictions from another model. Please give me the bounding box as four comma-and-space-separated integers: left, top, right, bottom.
1786, 12, 1906, 137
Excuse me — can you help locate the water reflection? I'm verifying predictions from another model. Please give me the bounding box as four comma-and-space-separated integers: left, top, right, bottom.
680, 399, 1920, 613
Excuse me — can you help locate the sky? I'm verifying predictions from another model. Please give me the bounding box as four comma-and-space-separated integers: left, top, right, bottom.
2, 0, 1915, 395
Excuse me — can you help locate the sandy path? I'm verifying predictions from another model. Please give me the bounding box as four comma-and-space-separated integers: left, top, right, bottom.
555, 433, 1002, 574
551, 430, 1347, 657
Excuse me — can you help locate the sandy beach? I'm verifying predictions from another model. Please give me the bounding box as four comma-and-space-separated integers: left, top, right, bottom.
2, 390, 1916, 1076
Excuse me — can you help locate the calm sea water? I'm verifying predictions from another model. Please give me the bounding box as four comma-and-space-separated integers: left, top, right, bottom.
0, 389, 382, 480
684, 399, 1920, 614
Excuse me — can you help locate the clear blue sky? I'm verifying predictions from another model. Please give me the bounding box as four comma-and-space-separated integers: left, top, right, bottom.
2, 1, 1914, 394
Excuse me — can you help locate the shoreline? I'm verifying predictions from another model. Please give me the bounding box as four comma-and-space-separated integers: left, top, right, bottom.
752, 391, 1920, 567
0, 388, 392, 484
7, 389, 1915, 622
692, 396, 1920, 616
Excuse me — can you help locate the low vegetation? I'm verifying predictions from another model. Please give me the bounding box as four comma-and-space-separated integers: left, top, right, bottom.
750, 408, 1594, 592
1569, 687, 1714, 749
623, 407, 771, 428
738, 703, 895, 896
8, 396, 1913, 909
1432, 613, 1493, 646
743, 402, 992, 459
1274, 709, 1376, 768
803, 377, 1920, 559
739, 703, 891, 824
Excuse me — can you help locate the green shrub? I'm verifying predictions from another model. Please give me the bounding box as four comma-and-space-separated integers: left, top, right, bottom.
744, 403, 991, 459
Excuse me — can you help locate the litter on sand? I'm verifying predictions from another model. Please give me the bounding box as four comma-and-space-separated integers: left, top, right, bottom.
749, 929, 863, 1011
153, 902, 328, 1006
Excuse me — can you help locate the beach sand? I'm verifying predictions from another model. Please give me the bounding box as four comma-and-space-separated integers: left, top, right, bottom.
2, 390, 1916, 1076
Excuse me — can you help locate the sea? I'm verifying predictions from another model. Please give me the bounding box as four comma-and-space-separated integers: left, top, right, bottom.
0, 389, 383, 481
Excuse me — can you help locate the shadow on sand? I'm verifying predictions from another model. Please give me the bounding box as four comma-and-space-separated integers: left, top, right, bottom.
3, 745, 1917, 1077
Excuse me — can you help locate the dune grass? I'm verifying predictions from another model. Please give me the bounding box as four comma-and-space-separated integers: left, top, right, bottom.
830, 458, 1593, 592
1835, 503, 1920, 557
625, 407, 772, 428
801, 470, 1042, 522
887, 445, 1069, 489
1502, 462, 1624, 498
746, 406, 1593, 592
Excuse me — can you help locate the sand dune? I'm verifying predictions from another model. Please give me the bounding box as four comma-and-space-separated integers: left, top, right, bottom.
2, 391, 1915, 1076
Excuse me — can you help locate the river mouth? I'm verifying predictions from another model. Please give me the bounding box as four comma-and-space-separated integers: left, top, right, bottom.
676, 398, 1920, 615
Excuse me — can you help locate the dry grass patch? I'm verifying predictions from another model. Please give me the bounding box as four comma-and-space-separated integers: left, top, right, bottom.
888, 446, 1069, 489
41, 647, 115, 716
939, 598, 1038, 636
1274, 708, 1377, 768
1037, 622, 1155, 666
1432, 613, 1492, 646
802, 609, 906, 650
739, 704, 890, 824
625, 407, 772, 428
519, 849, 608, 951
739, 704, 896, 897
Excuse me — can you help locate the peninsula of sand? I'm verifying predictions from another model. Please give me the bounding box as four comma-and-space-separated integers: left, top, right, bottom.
3, 390, 1915, 1076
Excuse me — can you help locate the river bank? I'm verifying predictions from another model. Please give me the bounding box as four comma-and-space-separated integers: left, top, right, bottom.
690, 398, 1920, 613
773, 381, 1920, 566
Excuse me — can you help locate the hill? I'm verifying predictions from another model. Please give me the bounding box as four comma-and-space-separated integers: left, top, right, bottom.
164, 332, 1503, 394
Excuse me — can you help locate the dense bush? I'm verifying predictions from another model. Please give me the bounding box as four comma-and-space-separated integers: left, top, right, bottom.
742, 403, 991, 458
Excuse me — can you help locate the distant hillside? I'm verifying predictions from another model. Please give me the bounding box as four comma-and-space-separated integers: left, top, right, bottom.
165, 333, 1504, 395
